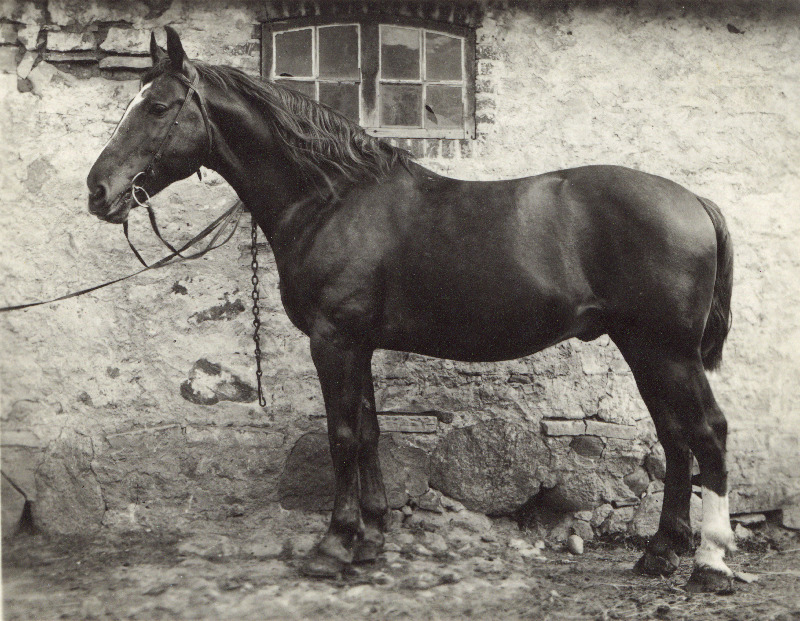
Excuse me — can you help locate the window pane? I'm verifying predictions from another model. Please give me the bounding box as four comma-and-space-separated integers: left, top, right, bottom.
425, 85, 462, 128
319, 25, 359, 79
381, 26, 420, 80
319, 82, 360, 123
426, 32, 462, 81
275, 79, 315, 99
381, 83, 422, 127
274, 29, 312, 78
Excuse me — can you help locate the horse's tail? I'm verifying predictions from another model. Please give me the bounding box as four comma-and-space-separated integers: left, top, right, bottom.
697, 195, 734, 371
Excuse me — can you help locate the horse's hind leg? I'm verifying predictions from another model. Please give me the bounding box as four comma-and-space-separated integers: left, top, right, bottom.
616, 341, 735, 589
634, 416, 693, 575
353, 361, 388, 563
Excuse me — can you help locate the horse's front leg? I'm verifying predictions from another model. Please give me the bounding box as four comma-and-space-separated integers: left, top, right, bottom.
353, 361, 389, 563
302, 334, 371, 577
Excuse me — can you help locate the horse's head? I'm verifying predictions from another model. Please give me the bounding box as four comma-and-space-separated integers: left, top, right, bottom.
87, 27, 211, 223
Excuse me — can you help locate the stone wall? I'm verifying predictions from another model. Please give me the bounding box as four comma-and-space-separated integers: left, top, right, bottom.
2, 0, 799, 539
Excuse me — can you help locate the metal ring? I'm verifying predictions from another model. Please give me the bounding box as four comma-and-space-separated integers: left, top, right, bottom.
131, 171, 151, 207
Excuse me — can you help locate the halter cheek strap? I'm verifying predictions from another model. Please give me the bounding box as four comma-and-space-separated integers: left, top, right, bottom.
127, 71, 216, 267
146, 71, 214, 178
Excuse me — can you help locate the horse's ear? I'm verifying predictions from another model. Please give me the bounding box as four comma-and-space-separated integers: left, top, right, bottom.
150, 32, 167, 64
165, 26, 188, 70
164, 26, 197, 80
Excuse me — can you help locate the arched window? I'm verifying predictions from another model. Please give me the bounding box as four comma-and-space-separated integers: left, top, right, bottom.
262, 17, 476, 139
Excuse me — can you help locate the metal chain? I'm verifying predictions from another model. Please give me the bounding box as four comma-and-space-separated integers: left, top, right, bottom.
250, 214, 266, 407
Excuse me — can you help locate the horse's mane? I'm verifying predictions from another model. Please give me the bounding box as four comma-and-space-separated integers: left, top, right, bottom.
143, 59, 411, 186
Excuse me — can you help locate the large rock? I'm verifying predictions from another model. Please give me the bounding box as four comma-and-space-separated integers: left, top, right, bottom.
32, 437, 105, 535
430, 419, 549, 515
539, 470, 610, 512
278, 432, 429, 511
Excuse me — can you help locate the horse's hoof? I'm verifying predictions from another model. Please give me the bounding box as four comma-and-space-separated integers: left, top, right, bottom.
352, 540, 382, 564
633, 548, 680, 576
685, 565, 735, 594
300, 551, 348, 578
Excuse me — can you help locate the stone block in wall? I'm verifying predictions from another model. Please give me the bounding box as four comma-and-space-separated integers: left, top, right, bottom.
99, 56, 152, 70
26, 60, 58, 96
380, 435, 430, 508
377, 414, 437, 433
623, 467, 651, 498
0, 23, 17, 44
100, 27, 150, 53
46, 31, 95, 52
644, 446, 666, 481
17, 23, 39, 50
541, 419, 585, 436
571, 518, 594, 542
430, 419, 548, 515
781, 502, 800, 530
0, 46, 17, 73
569, 435, 604, 458
585, 420, 638, 440
16, 50, 36, 79
47, 0, 149, 27
42, 50, 99, 63
599, 506, 635, 535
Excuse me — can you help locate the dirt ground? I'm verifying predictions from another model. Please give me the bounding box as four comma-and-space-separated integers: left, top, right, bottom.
3, 511, 799, 621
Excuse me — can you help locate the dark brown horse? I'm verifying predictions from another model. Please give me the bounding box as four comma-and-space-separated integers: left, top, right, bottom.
87, 28, 736, 591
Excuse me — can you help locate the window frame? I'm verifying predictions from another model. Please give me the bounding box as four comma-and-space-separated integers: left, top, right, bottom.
272, 23, 363, 124
262, 15, 476, 140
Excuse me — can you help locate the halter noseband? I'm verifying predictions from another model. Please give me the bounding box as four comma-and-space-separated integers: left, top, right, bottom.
126, 70, 216, 267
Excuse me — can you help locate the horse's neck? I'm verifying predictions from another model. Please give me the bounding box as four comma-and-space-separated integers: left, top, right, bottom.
204, 91, 404, 258
204, 106, 314, 242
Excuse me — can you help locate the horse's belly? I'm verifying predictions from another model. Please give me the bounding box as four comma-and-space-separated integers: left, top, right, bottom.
377, 290, 601, 363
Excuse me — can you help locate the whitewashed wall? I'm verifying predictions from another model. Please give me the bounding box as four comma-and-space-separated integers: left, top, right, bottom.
1, 0, 798, 537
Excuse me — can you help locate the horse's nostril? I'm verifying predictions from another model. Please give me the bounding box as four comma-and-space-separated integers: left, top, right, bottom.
89, 183, 108, 206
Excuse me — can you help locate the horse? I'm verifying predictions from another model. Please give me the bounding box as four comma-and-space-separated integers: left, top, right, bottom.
87, 27, 735, 591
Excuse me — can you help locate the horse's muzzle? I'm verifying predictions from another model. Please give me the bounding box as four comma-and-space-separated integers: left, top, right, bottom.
88, 188, 133, 223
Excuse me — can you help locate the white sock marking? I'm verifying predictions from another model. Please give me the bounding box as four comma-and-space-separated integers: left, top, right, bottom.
695, 487, 735, 575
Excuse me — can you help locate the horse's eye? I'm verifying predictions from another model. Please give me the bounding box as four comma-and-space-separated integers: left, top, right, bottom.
149, 103, 168, 116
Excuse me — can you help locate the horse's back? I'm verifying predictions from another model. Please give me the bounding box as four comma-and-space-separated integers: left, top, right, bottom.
296, 164, 718, 361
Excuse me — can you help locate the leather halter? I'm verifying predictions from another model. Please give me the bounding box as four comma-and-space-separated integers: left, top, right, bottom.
145, 71, 214, 177
125, 70, 216, 267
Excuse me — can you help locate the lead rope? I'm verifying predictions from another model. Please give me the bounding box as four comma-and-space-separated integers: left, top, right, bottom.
250, 214, 266, 407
